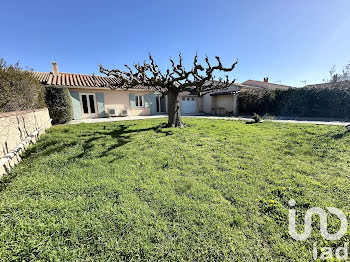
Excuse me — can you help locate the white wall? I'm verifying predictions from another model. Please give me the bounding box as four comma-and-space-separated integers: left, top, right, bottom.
213, 95, 235, 114
70, 88, 152, 117
200, 94, 212, 113
200, 94, 238, 115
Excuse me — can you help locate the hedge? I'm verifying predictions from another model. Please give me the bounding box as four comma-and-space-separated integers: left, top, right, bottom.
0, 59, 46, 112
45, 86, 73, 124
238, 83, 350, 119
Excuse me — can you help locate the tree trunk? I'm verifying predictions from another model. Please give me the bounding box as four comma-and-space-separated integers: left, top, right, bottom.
167, 90, 183, 128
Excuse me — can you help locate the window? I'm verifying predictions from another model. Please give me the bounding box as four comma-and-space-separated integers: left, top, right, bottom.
135, 95, 144, 107
81, 94, 97, 115
82, 95, 89, 113
88, 95, 96, 113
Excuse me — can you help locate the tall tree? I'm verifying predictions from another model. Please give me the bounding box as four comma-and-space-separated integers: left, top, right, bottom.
100, 53, 237, 127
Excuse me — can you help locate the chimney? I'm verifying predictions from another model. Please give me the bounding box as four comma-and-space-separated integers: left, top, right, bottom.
264, 77, 269, 83
51, 61, 59, 76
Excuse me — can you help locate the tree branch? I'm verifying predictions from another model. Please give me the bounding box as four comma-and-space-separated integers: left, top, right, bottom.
99, 53, 238, 95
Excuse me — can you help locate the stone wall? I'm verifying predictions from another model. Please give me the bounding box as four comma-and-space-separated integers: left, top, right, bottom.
0, 108, 51, 177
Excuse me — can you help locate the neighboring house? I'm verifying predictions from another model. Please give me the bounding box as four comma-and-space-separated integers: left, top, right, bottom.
305, 80, 350, 89
242, 78, 292, 90
200, 78, 293, 115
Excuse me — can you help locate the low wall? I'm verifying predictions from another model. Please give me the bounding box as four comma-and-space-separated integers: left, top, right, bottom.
0, 108, 52, 177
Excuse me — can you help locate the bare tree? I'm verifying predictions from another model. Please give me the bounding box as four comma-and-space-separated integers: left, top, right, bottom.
328, 62, 350, 83
99, 53, 237, 127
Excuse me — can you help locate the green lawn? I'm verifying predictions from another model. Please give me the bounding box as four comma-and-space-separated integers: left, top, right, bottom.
1, 118, 350, 261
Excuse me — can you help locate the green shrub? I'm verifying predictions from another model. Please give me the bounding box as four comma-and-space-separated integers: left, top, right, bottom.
238, 83, 350, 119
252, 113, 262, 123
0, 58, 46, 112
45, 86, 73, 124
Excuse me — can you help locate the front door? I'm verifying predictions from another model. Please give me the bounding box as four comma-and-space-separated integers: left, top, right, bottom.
80, 93, 98, 119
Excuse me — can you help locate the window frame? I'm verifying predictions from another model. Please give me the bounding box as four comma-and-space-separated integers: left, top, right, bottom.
135, 95, 144, 108
79, 93, 98, 118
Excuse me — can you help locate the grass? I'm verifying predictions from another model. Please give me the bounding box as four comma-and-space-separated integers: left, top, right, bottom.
0, 118, 350, 261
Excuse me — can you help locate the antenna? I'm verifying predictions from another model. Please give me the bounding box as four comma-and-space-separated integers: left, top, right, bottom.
301, 80, 307, 86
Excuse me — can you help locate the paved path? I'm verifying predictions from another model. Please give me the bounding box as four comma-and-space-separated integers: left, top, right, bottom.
192, 116, 350, 126
70, 115, 350, 126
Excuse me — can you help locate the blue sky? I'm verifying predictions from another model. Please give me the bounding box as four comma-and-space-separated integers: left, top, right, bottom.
2, 0, 350, 87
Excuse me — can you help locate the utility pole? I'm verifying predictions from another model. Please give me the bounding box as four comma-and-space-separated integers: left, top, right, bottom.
301, 80, 307, 86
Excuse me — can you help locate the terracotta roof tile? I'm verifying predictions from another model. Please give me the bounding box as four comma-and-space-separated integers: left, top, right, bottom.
30, 71, 170, 92
242, 80, 293, 90
30, 71, 127, 89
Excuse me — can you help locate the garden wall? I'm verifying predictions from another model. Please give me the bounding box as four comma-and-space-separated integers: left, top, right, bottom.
0, 108, 52, 177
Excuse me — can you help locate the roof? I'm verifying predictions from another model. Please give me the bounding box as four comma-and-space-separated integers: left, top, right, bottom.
203, 82, 254, 96
179, 91, 197, 96
210, 90, 239, 96
31, 71, 127, 88
304, 83, 329, 88
305, 81, 350, 89
242, 80, 293, 90
230, 83, 260, 89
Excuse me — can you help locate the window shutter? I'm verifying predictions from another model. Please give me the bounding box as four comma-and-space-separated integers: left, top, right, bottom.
96, 92, 106, 117
69, 91, 82, 120
150, 94, 157, 115
165, 95, 168, 113
144, 94, 150, 108
129, 94, 136, 108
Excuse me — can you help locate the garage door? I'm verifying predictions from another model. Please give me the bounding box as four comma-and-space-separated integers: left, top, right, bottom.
182, 97, 196, 114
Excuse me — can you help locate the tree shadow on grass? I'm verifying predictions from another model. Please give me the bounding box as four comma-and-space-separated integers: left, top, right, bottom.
72, 123, 173, 160
22, 139, 79, 159
0, 171, 18, 192
332, 129, 350, 140
0, 123, 173, 191
99, 123, 173, 157
72, 136, 105, 159
317, 126, 350, 140
99, 123, 173, 138
0, 140, 79, 193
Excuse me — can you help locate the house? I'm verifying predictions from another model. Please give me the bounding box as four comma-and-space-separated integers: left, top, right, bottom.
32, 62, 294, 119
32, 62, 204, 120
242, 78, 292, 90
33, 63, 154, 119
200, 78, 293, 115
